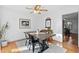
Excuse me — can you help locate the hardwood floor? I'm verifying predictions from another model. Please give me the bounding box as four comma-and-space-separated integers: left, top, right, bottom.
71, 33, 78, 45
63, 33, 78, 53
62, 42, 78, 53
0, 39, 78, 53
63, 33, 78, 45
0, 41, 17, 53
44, 39, 79, 53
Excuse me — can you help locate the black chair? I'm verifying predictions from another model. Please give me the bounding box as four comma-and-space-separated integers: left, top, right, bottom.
24, 32, 32, 51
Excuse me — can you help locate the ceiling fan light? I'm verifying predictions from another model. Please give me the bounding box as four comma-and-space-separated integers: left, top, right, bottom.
34, 10, 37, 13
34, 10, 40, 14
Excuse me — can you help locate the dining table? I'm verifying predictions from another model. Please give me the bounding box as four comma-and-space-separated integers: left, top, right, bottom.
24, 31, 54, 53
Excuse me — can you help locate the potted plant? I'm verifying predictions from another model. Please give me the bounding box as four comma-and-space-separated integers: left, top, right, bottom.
0, 22, 8, 47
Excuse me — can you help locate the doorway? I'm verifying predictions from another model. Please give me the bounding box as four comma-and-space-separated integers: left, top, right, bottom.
62, 12, 78, 46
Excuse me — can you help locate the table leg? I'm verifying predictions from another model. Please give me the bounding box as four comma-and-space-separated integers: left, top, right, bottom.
32, 43, 35, 53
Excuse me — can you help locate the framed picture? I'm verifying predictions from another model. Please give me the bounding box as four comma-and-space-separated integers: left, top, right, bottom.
19, 18, 31, 29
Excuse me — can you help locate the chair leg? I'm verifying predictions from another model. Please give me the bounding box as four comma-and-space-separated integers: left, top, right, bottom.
28, 40, 31, 51
38, 40, 49, 53
25, 39, 27, 46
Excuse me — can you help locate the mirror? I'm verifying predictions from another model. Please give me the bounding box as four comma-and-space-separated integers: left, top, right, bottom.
45, 17, 52, 34
45, 17, 51, 28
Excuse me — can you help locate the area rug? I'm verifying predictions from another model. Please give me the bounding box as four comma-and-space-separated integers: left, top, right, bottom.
43, 45, 67, 53
11, 44, 67, 53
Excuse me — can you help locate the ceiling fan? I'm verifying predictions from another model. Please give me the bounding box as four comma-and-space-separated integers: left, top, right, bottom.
26, 5, 48, 14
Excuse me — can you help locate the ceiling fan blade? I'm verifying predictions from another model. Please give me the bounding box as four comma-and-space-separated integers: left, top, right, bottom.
40, 9, 48, 11
26, 7, 33, 10
30, 11, 34, 14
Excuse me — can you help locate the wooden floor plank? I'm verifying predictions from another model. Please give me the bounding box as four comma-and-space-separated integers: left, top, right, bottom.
0, 41, 17, 53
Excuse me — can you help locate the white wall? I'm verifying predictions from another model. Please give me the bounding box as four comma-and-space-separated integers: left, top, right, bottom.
0, 5, 79, 43
0, 5, 40, 42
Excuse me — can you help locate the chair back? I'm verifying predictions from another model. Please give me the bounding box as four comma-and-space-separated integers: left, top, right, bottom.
28, 34, 39, 43
24, 32, 30, 39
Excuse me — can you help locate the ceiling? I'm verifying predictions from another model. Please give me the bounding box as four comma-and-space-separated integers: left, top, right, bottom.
1, 5, 63, 14
1, 5, 79, 15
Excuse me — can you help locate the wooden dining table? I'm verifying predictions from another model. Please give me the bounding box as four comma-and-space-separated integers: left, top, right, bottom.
24, 31, 53, 53
29, 32, 51, 40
